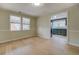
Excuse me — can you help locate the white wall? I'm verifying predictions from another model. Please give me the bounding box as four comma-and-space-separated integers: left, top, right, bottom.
37, 15, 51, 39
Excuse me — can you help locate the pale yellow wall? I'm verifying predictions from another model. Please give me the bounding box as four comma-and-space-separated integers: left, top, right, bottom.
68, 4, 79, 46
0, 9, 37, 43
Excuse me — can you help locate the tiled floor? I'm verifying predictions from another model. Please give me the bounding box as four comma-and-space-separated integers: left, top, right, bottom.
0, 36, 79, 55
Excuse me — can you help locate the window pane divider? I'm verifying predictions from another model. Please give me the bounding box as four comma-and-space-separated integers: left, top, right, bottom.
21, 16, 23, 30
10, 22, 21, 24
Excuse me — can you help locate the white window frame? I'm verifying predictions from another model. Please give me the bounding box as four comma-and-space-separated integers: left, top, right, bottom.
22, 17, 30, 30
10, 15, 21, 31
10, 15, 30, 31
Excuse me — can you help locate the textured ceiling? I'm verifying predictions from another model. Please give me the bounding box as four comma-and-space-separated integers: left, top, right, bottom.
0, 3, 76, 16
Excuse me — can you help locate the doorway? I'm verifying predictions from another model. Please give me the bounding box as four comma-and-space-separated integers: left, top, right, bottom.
50, 12, 68, 44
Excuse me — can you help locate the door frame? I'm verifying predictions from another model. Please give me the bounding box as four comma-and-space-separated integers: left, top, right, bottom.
50, 14, 69, 44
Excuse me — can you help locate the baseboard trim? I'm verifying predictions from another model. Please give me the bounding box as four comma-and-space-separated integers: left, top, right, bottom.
0, 36, 37, 44
69, 42, 79, 47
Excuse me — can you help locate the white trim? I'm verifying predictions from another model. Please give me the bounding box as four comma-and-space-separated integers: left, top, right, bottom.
69, 42, 79, 47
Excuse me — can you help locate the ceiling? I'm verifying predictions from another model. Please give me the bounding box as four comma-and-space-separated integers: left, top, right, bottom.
0, 3, 76, 17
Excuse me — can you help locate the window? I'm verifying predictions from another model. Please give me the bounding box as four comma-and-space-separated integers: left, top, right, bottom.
22, 17, 30, 30
10, 15, 21, 31
10, 15, 30, 31
52, 19, 67, 29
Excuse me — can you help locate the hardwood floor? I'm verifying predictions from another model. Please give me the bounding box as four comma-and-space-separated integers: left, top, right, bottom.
0, 37, 79, 55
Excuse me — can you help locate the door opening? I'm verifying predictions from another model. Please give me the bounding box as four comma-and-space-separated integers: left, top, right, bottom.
50, 12, 68, 44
